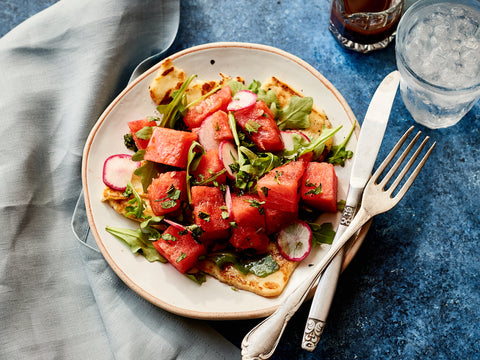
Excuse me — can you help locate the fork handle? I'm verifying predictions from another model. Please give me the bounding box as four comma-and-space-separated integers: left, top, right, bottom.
241, 207, 372, 360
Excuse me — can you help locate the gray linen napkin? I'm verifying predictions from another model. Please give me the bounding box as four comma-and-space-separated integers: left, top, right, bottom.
0, 1, 240, 359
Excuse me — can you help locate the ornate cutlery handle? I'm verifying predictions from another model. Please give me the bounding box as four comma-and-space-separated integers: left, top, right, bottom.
241, 208, 370, 360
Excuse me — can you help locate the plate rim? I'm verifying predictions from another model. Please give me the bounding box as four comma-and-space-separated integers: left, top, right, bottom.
82, 41, 367, 320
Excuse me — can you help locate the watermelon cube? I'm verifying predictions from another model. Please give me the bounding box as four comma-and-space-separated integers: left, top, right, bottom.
265, 208, 297, 235
147, 171, 187, 216
144, 127, 198, 168
233, 100, 284, 152
183, 86, 232, 129
191, 186, 230, 245
256, 158, 309, 213
231, 193, 265, 229
210, 110, 234, 142
229, 226, 269, 253
300, 162, 338, 212
127, 118, 157, 150
191, 148, 226, 185
153, 226, 206, 274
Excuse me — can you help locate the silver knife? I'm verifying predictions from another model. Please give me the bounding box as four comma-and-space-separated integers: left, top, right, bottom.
301, 70, 400, 351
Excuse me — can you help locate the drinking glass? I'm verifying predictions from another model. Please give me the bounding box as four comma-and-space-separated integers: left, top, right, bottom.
395, 0, 480, 129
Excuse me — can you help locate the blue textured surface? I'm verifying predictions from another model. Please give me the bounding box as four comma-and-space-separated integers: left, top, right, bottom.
2, 1, 479, 359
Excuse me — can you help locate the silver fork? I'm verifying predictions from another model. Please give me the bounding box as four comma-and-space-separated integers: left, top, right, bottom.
241, 126, 436, 360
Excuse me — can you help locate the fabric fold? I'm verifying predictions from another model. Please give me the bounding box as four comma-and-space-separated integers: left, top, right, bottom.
0, 0, 240, 358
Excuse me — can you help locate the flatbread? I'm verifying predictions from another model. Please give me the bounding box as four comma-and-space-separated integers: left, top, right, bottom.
103, 66, 332, 297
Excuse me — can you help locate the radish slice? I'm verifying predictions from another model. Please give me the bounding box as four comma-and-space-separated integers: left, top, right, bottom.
225, 186, 233, 218
193, 115, 221, 152
277, 220, 312, 261
280, 130, 311, 151
219, 141, 238, 179
102, 154, 140, 191
164, 219, 187, 231
227, 90, 257, 111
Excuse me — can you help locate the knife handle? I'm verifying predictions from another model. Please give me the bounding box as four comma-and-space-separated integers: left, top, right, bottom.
301, 187, 362, 351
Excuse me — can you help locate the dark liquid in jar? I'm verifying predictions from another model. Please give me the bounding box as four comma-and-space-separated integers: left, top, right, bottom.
331, 0, 400, 45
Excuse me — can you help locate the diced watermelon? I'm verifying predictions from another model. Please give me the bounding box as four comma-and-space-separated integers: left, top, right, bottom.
127, 118, 156, 150
265, 208, 297, 235
147, 171, 187, 216
191, 149, 226, 185
300, 162, 338, 212
183, 86, 232, 129
256, 157, 309, 213
144, 127, 198, 168
191, 186, 230, 245
231, 193, 265, 229
210, 110, 234, 141
153, 226, 206, 274
229, 226, 269, 253
233, 100, 284, 152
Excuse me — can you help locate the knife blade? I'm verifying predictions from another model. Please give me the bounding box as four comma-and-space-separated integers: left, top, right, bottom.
301, 70, 400, 351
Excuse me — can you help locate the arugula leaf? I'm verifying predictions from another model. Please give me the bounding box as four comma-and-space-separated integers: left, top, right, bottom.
157, 74, 196, 129
135, 126, 154, 140
185, 271, 207, 284
105, 226, 166, 263
299, 126, 342, 160
276, 96, 313, 130
134, 160, 163, 193
186, 141, 205, 203
123, 181, 147, 219
308, 222, 336, 246
326, 121, 355, 166
209, 252, 279, 278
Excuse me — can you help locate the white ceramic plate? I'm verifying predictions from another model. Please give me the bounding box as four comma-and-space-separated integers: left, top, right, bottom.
82, 42, 368, 320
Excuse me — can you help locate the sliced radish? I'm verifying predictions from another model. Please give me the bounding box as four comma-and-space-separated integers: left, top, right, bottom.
225, 186, 233, 218
218, 140, 238, 179
227, 90, 257, 111
193, 114, 221, 152
280, 130, 311, 151
164, 219, 187, 231
102, 154, 140, 191
277, 220, 312, 262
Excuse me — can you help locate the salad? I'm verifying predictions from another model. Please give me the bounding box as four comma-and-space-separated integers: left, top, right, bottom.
101, 63, 354, 297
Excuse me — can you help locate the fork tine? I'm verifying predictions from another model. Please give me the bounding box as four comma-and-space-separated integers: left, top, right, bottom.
387, 135, 429, 196
371, 126, 413, 184
394, 140, 436, 200
379, 130, 421, 190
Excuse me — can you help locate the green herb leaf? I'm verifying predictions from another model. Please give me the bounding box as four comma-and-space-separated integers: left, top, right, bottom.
276, 96, 313, 130
308, 222, 336, 246
135, 126, 154, 140
185, 271, 207, 284
157, 74, 197, 129
123, 133, 138, 152
209, 252, 279, 277
162, 233, 177, 241
134, 160, 163, 193
124, 181, 147, 219
105, 226, 166, 263
245, 120, 261, 134
198, 211, 211, 222
186, 141, 205, 203
176, 252, 187, 263
326, 121, 356, 166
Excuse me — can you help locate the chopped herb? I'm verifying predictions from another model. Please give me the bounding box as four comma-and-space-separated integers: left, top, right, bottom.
274, 170, 283, 184
304, 180, 322, 196
245, 120, 261, 134
162, 233, 177, 241
198, 211, 211, 222
260, 186, 269, 197
221, 210, 229, 219
337, 200, 346, 212
176, 252, 187, 263
123, 133, 138, 152
185, 271, 206, 284
160, 199, 177, 209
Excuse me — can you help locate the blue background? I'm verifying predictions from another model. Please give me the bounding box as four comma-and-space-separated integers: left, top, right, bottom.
2, 1, 479, 359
